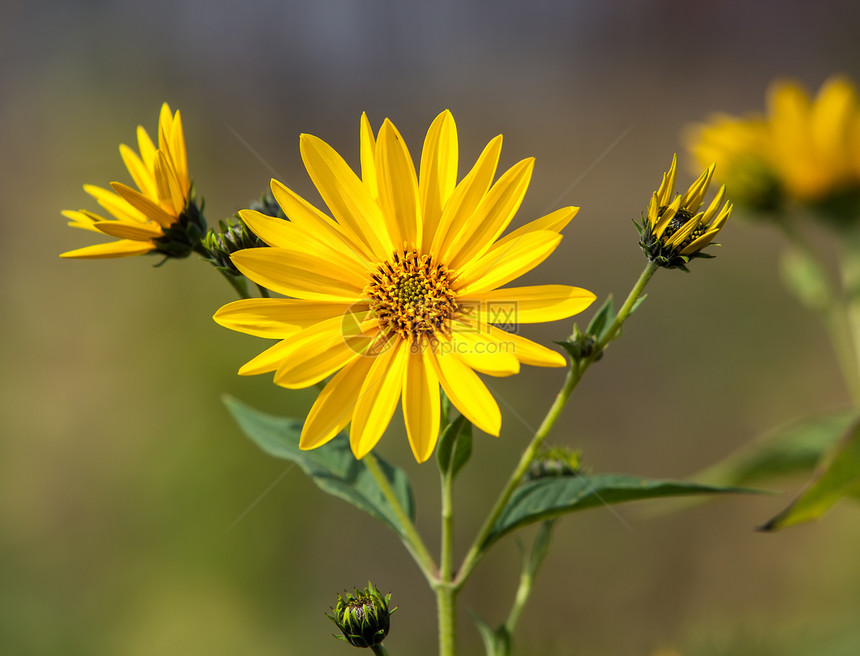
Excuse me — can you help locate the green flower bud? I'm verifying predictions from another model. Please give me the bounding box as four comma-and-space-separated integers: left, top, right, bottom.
525, 447, 583, 481
201, 217, 266, 276
327, 582, 396, 649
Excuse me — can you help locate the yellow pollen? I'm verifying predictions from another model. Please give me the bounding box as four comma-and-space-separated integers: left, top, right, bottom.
365, 249, 458, 345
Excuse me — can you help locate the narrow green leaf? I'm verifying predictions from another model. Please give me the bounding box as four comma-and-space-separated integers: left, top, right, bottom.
779, 246, 832, 313
223, 396, 415, 537
486, 474, 757, 546
471, 612, 509, 656
629, 293, 647, 315
436, 414, 473, 479
760, 420, 860, 531
692, 410, 859, 488
586, 295, 614, 340
554, 339, 581, 361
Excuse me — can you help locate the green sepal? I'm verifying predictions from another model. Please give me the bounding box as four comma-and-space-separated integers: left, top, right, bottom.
485, 473, 761, 547
436, 414, 473, 479
223, 396, 415, 538
760, 419, 860, 531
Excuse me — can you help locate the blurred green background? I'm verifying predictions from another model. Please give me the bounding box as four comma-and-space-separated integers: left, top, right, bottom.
4, 1, 860, 654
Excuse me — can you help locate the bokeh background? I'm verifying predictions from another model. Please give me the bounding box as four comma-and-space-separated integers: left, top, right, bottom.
4, 1, 860, 654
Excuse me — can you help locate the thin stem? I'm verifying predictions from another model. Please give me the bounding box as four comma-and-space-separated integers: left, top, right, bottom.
371, 644, 391, 656
455, 260, 659, 587
438, 468, 456, 656
363, 454, 438, 585
780, 219, 860, 405
839, 226, 860, 407
218, 270, 252, 299
436, 584, 456, 656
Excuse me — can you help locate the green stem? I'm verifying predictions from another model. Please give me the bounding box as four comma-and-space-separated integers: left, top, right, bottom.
371, 644, 391, 656
363, 454, 438, 585
839, 226, 860, 407
455, 260, 658, 587
438, 468, 456, 656
780, 220, 860, 405
218, 270, 252, 299
436, 584, 456, 656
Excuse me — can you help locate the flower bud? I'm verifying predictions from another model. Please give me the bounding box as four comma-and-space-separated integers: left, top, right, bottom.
327, 582, 396, 649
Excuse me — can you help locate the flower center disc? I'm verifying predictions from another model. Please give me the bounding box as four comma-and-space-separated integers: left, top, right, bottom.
366, 249, 457, 346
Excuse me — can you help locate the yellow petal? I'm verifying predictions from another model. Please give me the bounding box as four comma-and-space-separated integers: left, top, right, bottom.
237, 315, 344, 376
350, 341, 409, 459
455, 230, 562, 296
238, 209, 371, 277
430, 135, 503, 258
214, 298, 352, 338
93, 220, 163, 241
300, 133, 395, 258
110, 182, 177, 228
62, 209, 104, 233
60, 239, 154, 259
274, 328, 363, 389
84, 184, 149, 225
231, 247, 365, 301
490, 206, 577, 250
446, 157, 534, 269
300, 356, 376, 450
471, 285, 596, 323
402, 348, 441, 463
360, 113, 379, 200
167, 108, 189, 191
119, 144, 157, 198
137, 125, 157, 171
419, 110, 458, 246
154, 150, 185, 216
430, 347, 501, 436
484, 324, 566, 367
375, 119, 421, 248
269, 179, 373, 265
443, 329, 520, 377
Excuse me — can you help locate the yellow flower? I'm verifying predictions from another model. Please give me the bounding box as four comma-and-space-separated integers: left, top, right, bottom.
768, 76, 859, 202
61, 103, 202, 259
685, 113, 779, 210
637, 154, 732, 270
214, 111, 596, 462
686, 76, 860, 210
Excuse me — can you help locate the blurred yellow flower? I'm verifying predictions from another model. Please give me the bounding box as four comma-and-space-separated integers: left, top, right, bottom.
685, 113, 778, 210
768, 76, 859, 202
687, 75, 860, 210
214, 111, 595, 462
637, 154, 732, 269
61, 103, 198, 259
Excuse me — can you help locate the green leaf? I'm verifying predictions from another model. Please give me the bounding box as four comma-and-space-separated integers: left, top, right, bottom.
436, 414, 473, 479
586, 295, 614, 340
692, 410, 859, 488
486, 473, 757, 546
779, 246, 833, 313
223, 396, 415, 538
471, 612, 511, 656
760, 420, 860, 531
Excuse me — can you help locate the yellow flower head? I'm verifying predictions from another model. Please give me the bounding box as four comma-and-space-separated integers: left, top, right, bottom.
687, 75, 860, 213
61, 103, 203, 259
685, 113, 779, 211
214, 111, 596, 462
637, 154, 732, 270
768, 76, 860, 203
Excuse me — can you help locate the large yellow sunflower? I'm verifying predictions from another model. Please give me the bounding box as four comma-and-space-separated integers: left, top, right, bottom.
214, 111, 595, 462
61, 103, 195, 259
